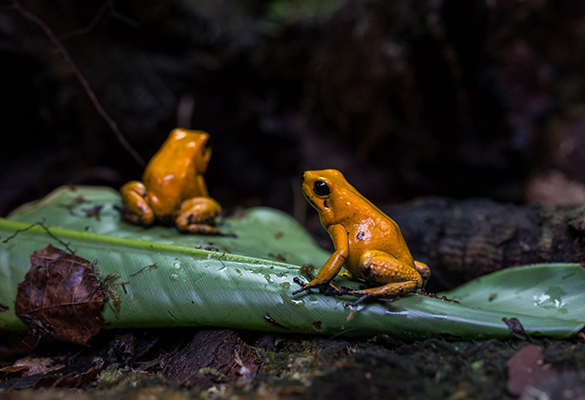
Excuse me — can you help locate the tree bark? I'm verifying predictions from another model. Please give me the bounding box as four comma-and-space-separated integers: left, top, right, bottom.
384, 198, 585, 290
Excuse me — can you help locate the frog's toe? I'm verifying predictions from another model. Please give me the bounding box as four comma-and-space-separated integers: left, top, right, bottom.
335, 286, 357, 295
122, 209, 155, 226
292, 277, 311, 294
293, 276, 307, 286
322, 284, 345, 295
293, 279, 340, 296
120, 181, 155, 226
292, 286, 307, 295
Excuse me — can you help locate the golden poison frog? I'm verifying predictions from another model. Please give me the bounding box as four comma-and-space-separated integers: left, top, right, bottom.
294, 169, 430, 307
120, 128, 221, 234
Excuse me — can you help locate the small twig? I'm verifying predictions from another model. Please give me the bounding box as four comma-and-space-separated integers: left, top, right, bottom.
218, 252, 226, 268
107, 0, 140, 28
9, 1, 145, 166
58, 2, 108, 40
59, 1, 140, 41
2, 220, 76, 255
129, 263, 158, 277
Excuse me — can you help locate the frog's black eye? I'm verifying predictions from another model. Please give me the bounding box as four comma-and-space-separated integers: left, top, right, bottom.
313, 180, 330, 196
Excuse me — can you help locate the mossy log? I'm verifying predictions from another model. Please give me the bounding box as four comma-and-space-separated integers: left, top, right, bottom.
384, 198, 585, 291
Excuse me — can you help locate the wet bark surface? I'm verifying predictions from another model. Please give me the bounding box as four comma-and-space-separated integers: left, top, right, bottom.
385, 197, 585, 291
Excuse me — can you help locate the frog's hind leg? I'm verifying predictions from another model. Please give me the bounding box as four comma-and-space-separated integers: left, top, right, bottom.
351, 250, 423, 301
340, 250, 423, 320
120, 181, 155, 226
175, 197, 222, 235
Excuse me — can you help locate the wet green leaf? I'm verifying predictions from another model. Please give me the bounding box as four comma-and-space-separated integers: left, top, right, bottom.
0, 186, 584, 339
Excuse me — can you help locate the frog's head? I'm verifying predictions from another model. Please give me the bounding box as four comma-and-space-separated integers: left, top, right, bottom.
192, 132, 211, 173
301, 169, 350, 224
170, 128, 212, 173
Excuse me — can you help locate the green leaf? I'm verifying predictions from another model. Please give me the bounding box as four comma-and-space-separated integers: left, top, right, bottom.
439, 264, 585, 323
8, 186, 328, 267
0, 186, 584, 339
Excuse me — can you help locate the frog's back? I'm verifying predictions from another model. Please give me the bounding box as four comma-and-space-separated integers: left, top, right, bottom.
142, 129, 209, 215
343, 201, 413, 268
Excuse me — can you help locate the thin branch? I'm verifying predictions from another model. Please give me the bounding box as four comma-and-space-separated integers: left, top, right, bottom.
59, 0, 140, 41
10, 1, 145, 166
58, 2, 108, 41
108, 0, 140, 28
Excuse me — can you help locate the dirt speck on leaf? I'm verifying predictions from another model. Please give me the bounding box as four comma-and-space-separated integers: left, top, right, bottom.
502, 317, 528, 340
15, 245, 108, 346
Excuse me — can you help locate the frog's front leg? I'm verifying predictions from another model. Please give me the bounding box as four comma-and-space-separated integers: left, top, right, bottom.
293, 224, 348, 295
120, 181, 155, 226
343, 250, 423, 304
175, 197, 222, 234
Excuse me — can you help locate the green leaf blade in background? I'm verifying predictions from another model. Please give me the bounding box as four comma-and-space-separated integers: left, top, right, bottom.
1, 186, 584, 340
440, 263, 585, 323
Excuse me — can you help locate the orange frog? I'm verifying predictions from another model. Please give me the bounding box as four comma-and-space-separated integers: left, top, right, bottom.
120, 128, 222, 234
293, 169, 430, 306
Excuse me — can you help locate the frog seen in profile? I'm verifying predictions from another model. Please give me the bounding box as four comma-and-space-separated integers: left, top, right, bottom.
294, 169, 430, 307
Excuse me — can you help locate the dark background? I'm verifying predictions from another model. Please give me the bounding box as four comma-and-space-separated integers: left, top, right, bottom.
2, 3, 585, 395
2, 0, 585, 225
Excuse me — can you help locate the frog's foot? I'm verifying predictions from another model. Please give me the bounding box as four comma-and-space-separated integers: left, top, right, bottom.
341, 288, 404, 320
175, 197, 222, 235
292, 277, 339, 295
346, 281, 421, 304
120, 181, 155, 226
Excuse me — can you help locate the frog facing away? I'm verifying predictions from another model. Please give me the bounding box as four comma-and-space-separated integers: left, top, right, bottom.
120, 128, 221, 234
293, 169, 430, 307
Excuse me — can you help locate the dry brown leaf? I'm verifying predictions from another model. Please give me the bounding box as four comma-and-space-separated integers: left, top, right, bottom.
506, 344, 559, 396
15, 245, 108, 346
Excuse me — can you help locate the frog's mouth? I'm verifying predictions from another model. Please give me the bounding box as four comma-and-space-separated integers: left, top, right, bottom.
303, 191, 318, 210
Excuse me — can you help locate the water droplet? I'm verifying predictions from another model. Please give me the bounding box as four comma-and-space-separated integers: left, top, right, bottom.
533, 286, 567, 310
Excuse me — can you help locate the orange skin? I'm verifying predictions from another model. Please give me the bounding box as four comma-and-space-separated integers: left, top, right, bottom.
293, 169, 430, 305
120, 128, 221, 234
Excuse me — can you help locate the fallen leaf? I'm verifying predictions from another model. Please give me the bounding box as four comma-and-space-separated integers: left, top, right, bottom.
0, 356, 63, 378
33, 357, 105, 389
15, 245, 108, 346
502, 317, 528, 340
506, 344, 559, 396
